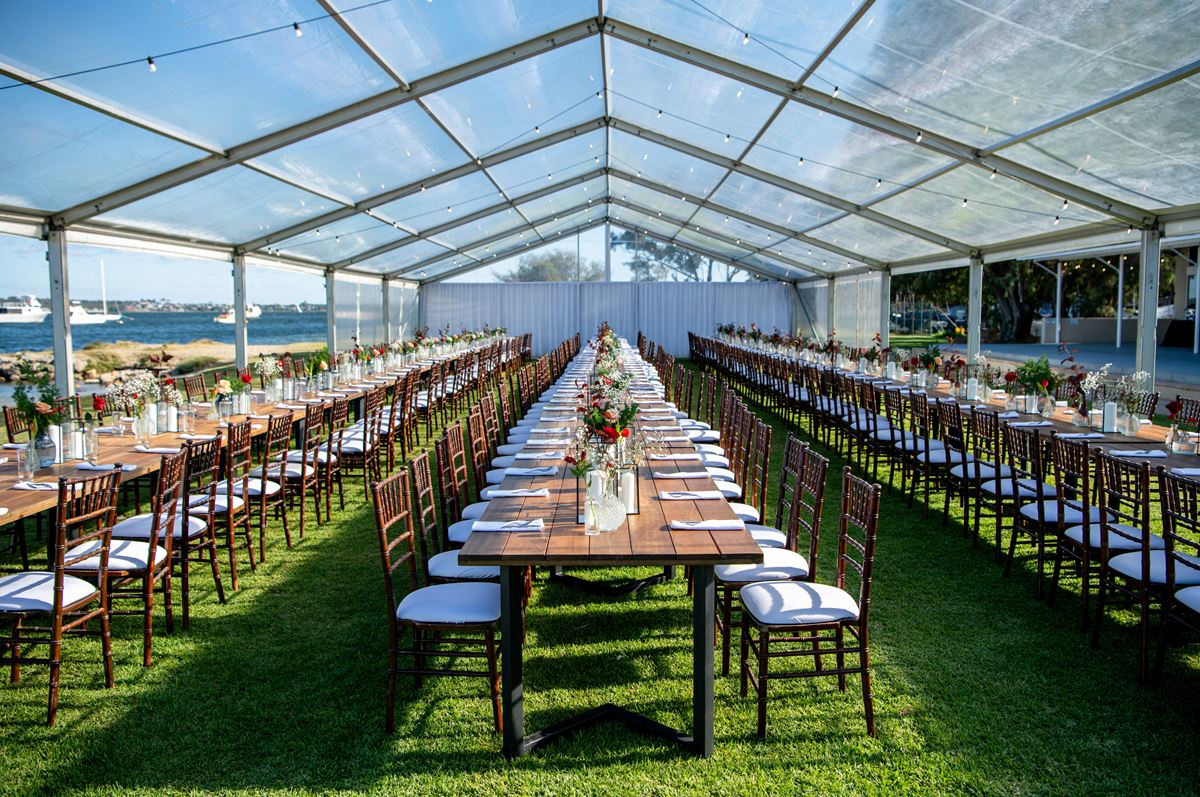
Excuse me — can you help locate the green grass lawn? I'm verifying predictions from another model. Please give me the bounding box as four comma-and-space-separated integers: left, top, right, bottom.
2, 362, 1198, 795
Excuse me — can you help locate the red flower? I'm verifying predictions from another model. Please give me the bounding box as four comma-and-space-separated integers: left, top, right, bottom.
240, 373, 252, 384
956, 358, 966, 369
1004, 371, 1018, 383
165, 377, 175, 387
592, 401, 601, 408
621, 428, 630, 438
1040, 379, 1049, 389
563, 454, 578, 466
92, 395, 106, 412
1166, 399, 1183, 420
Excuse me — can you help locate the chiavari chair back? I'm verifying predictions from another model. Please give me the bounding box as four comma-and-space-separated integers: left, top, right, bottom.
0, 470, 120, 725
1001, 425, 1056, 594
2, 405, 30, 443
175, 436, 226, 624
1155, 470, 1200, 682
182, 374, 207, 403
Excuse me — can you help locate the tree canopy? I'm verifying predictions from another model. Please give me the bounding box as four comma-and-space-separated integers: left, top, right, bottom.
610, 229, 761, 282
495, 249, 604, 282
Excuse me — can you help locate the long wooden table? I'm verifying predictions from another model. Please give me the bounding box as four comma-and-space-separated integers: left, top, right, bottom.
458, 352, 762, 759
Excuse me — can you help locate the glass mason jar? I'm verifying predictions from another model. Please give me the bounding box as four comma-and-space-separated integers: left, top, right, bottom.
134, 414, 154, 446
84, 422, 100, 465
1039, 395, 1057, 418
34, 427, 57, 468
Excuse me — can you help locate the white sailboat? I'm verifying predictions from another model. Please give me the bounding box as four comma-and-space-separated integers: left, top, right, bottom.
70, 259, 122, 325
214, 303, 262, 324
0, 295, 50, 323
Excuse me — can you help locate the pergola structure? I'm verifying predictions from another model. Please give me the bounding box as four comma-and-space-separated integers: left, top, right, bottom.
2, 1, 1199, 394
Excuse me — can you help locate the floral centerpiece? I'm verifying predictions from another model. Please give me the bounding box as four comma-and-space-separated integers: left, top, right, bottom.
1111, 370, 1150, 436
1014, 356, 1057, 415
13, 363, 64, 466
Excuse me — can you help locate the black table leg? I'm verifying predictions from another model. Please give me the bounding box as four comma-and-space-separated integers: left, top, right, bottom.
692, 564, 715, 758
500, 565, 524, 759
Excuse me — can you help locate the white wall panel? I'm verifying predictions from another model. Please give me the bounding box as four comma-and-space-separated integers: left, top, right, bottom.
832, 273, 882, 346
334, 272, 385, 345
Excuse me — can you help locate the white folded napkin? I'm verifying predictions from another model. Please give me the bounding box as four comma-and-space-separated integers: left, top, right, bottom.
653, 470, 712, 480
76, 462, 138, 472
523, 439, 571, 447
640, 415, 676, 421
317, 392, 342, 398
12, 481, 58, 491
670, 519, 746, 531
2, 443, 26, 450
644, 425, 683, 432
0, 508, 8, 517
530, 427, 569, 434
472, 519, 546, 532
1010, 421, 1053, 428
134, 444, 182, 454
248, 414, 272, 420
1056, 432, 1107, 440
96, 426, 121, 434
179, 433, 219, 440
504, 466, 558, 477
298, 398, 325, 404
276, 403, 306, 410
650, 436, 690, 443
991, 390, 1007, 397
350, 384, 375, 389
331, 388, 358, 394
487, 488, 550, 498
515, 451, 562, 459
997, 411, 1020, 419
1109, 449, 1167, 458
650, 453, 702, 461
1170, 468, 1200, 477
658, 490, 724, 500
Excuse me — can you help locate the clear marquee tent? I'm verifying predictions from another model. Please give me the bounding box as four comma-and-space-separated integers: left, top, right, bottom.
2, 0, 1199, 395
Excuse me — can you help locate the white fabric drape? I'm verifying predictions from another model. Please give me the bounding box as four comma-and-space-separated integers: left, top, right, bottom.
796, 282, 828, 339
832, 273, 882, 346
334, 272, 384, 346
420, 281, 795, 355
388, 280, 420, 340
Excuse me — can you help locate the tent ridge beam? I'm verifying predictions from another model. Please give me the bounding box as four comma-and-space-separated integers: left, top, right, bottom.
424, 219, 608, 283
609, 218, 792, 283
607, 116, 971, 254
236, 117, 607, 254
54, 18, 601, 226
603, 18, 1153, 227
330, 167, 606, 270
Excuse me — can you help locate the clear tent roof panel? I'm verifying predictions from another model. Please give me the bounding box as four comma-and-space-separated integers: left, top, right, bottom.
608, 176, 691, 218
248, 103, 468, 206
534, 206, 606, 238
606, 38, 779, 158
0, 0, 394, 151
742, 102, 955, 206
428, 207, 526, 250
610, 130, 728, 197
325, 0, 595, 83
605, 0, 859, 82
1001, 80, 1200, 211
0, 87, 204, 212
485, 128, 606, 195
516, 176, 606, 219
94, 165, 338, 244
774, 237, 869, 270
813, 0, 1200, 149
420, 37, 604, 157
272, 214, 405, 264
805, 213, 947, 262
462, 230, 535, 263
872, 165, 1109, 246
353, 238, 450, 275
708, 171, 841, 230
675, 226, 755, 262
610, 207, 686, 240
372, 171, 499, 232
691, 208, 777, 250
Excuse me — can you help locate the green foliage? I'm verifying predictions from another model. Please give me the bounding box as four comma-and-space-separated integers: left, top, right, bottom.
172, 355, 222, 375
496, 249, 604, 282
81, 350, 123, 375
1014, 355, 1057, 393
611, 229, 759, 282
12, 362, 62, 433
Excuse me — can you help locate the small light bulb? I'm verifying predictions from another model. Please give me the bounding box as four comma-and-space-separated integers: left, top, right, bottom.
293, 22, 302, 37
1062, 198, 1069, 210
657, 109, 662, 118
915, 130, 923, 143
534, 125, 540, 133
475, 158, 482, 165
832, 86, 839, 98
875, 178, 882, 188
147, 56, 157, 73
742, 32, 750, 45
447, 206, 452, 213
724, 133, 731, 143
961, 198, 967, 208
797, 157, 804, 167
420, 185, 426, 192
1127, 225, 1134, 234
1054, 215, 1061, 225
990, 168, 997, 180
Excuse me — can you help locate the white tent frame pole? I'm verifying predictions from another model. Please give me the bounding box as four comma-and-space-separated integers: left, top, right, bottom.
878, 269, 891, 349
232, 253, 248, 369
381, 277, 391, 343
46, 226, 75, 397
1055, 262, 1063, 346
826, 277, 837, 339
325, 271, 338, 356
604, 220, 612, 280
966, 256, 982, 360
1135, 227, 1162, 387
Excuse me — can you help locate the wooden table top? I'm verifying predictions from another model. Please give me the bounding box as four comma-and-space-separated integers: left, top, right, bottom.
0, 367, 428, 528
459, 368, 764, 568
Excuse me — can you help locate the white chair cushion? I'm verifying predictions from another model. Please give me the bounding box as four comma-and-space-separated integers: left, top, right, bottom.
705, 467, 736, 482
70, 539, 167, 571
918, 448, 973, 466
485, 468, 508, 485
224, 478, 282, 498
980, 478, 1055, 499
491, 455, 517, 469
462, 502, 489, 520
1108, 550, 1200, 586
950, 461, 1012, 480
507, 432, 531, 444
746, 524, 787, 549
1063, 523, 1164, 551
1175, 586, 1200, 614
251, 462, 316, 480
678, 420, 711, 430
282, 449, 337, 465
699, 453, 731, 468
740, 581, 860, 626
728, 502, 761, 523
695, 444, 725, 455
428, 550, 500, 581
872, 428, 906, 442
686, 429, 721, 444
1019, 501, 1111, 525
717, 548, 810, 583
448, 519, 475, 544
893, 438, 946, 452
187, 492, 246, 514
395, 582, 501, 624
113, 511, 207, 540
338, 439, 373, 454
0, 571, 97, 612
716, 481, 743, 499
